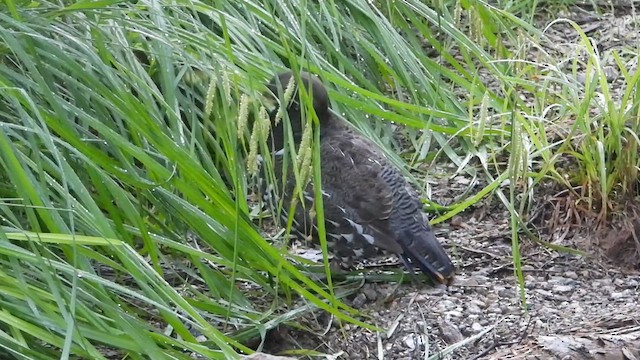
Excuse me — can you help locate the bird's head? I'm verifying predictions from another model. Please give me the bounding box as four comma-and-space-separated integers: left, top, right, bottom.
265, 71, 331, 126
262, 71, 332, 153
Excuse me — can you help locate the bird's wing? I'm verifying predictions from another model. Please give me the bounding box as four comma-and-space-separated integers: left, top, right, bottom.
320, 129, 455, 283
319, 128, 404, 254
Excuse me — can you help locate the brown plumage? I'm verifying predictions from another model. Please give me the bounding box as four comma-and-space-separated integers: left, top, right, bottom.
262, 71, 455, 285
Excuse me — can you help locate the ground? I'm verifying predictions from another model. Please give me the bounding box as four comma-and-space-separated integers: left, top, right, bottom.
260, 165, 640, 359
255, 4, 640, 359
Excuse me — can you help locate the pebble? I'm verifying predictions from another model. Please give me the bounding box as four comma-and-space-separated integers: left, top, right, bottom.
540, 306, 559, 317
455, 276, 480, 287
454, 176, 471, 185
564, 271, 578, 279
423, 286, 446, 296
439, 320, 463, 344
363, 285, 379, 301
440, 300, 455, 309
535, 289, 553, 298
467, 303, 482, 315
610, 291, 627, 300
352, 293, 367, 308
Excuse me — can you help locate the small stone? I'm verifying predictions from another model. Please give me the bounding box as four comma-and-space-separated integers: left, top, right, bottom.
604, 66, 618, 82
471, 322, 483, 332
610, 291, 627, 300
450, 216, 465, 228
540, 306, 559, 318
522, 264, 536, 271
535, 289, 553, 298
454, 176, 471, 185
363, 285, 379, 301
601, 285, 615, 293
467, 303, 482, 315
439, 320, 464, 344
351, 293, 367, 309
564, 271, 578, 280
423, 286, 446, 296
455, 276, 480, 287
440, 300, 456, 309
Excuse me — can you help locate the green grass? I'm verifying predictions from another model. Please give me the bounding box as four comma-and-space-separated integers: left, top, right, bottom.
0, 0, 638, 358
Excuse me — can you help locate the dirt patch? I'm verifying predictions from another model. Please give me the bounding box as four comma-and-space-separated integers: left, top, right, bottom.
601, 201, 640, 269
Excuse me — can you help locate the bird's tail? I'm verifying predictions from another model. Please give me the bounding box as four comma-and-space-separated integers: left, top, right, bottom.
399, 229, 455, 285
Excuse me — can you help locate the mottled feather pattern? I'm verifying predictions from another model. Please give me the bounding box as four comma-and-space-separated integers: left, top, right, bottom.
265, 148, 384, 266
261, 71, 455, 284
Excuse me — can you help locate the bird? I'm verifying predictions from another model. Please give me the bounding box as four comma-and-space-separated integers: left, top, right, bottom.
260, 70, 455, 285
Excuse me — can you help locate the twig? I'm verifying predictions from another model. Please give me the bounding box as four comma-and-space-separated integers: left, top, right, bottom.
458, 245, 502, 259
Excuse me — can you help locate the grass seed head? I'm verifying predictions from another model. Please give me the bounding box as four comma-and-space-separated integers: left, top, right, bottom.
204, 73, 218, 118
236, 93, 250, 140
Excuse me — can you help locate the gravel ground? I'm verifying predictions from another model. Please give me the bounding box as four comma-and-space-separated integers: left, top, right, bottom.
315, 213, 640, 359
